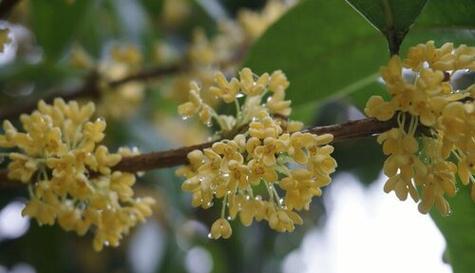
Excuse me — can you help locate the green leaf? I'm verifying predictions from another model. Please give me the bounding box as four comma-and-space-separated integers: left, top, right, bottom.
30, 0, 91, 61
401, 0, 475, 50
346, 0, 428, 54
244, 0, 387, 122
350, 0, 475, 110
431, 185, 475, 273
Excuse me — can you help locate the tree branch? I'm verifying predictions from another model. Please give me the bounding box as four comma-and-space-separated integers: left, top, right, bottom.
0, 117, 396, 189
114, 117, 395, 172
0, 65, 182, 120
0, 117, 395, 187
0, 0, 20, 19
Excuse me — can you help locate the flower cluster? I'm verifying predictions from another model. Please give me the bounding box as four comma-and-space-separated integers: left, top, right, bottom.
177, 68, 336, 239
365, 41, 475, 216
0, 99, 154, 251
69, 44, 145, 119
158, 0, 294, 105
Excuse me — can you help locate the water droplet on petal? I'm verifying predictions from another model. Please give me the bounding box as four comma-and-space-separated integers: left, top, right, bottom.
207, 233, 213, 239
227, 216, 232, 220
104, 241, 110, 246
181, 116, 190, 121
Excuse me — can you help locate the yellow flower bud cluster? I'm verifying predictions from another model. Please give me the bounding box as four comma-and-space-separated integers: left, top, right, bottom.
0, 28, 10, 53
160, 1, 294, 105
365, 41, 475, 216
69, 44, 145, 119
177, 69, 337, 239
178, 67, 293, 136
238, 0, 291, 41
0, 99, 154, 251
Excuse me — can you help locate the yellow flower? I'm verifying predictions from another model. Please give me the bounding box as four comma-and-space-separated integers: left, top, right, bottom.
178, 82, 204, 118
210, 72, 240, 103
266, 89, 292, 116
364, 96, 396, 121
269, 70, 289, 93
248, 158, 278, 184
177, 68, 336, 238
210, 218, 232, 239
0, 99, 154, 251
239, 68, 269, 96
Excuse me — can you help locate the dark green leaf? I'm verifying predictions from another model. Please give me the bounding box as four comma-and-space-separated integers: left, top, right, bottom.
30, 0, 91, 61
244, 0, 387, 122
346, 0, 428, 54
350, 0, 475, 110
431, 185, 475, 273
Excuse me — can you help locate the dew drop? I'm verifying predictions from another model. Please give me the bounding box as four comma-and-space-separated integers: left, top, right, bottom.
207, 233, 213, 239
226, 190, 232, 195
227, 216, 232, 220
206, 121, 213, 127
279, 198, 284, 205
207, 201, 214, 207
181, 116, 190, 121
104, 241, 110, 246
236, 93, 244, 98
245, 196, 250, 200
255, 195, 262, 201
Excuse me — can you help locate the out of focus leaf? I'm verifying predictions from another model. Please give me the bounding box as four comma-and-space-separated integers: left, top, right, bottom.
244, 0, 387, 121
30, 0, 92, 61
431, 185, 475, 273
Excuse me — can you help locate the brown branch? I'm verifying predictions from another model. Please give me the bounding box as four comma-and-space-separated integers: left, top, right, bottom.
0, 117, 395, 187
0, 0, 20, 19
109, 65, 183, 87
0, 65, 181, 120
115, 117, 395, 173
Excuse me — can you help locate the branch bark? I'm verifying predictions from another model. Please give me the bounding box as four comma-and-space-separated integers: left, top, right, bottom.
0, 65, 181, 120
0, 117, 395, 187
117, 118, 395, 172
0, 117, 396, 188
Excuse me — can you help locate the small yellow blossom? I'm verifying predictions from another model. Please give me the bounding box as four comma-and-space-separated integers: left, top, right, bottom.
0, 99, 154, 251
366, 41, 475, 215
177, 69, 336, 239
209, 218, 232, 239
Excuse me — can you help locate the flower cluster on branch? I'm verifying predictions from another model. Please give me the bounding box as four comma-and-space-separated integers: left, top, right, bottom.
0, 99, 154, 251
365, 41, 475, 216
177, 68, 337, 238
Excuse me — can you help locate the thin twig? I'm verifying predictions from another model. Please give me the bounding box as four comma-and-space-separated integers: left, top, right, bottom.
0, 0, 20, 19
0, 65, 181, 120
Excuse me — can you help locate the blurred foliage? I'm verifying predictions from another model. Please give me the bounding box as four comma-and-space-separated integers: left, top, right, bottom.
0, 0, 473, 272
